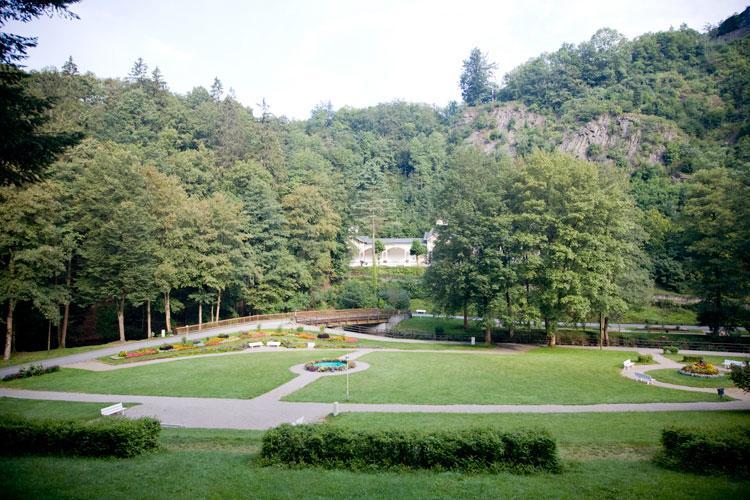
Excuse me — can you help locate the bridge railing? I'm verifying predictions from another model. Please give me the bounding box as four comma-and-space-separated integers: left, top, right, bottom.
174, 308, 398, 335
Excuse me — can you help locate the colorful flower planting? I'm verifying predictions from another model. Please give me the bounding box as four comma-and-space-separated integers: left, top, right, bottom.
680, 360, 721, 378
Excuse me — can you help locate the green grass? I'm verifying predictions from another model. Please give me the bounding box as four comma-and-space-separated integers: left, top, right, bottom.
352, 338, 495, 350
1, 351, 345, 399
286, 348, 721, 405
0, 341, 135, 368
619, 304, 698, 325
648, 369, 735, 388
395, 316, 484, 336
0, 397, 128, 421
663, 354, 749, 365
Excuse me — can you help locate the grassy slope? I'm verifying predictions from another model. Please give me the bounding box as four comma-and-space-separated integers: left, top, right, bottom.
0, 400, 748, 498
286, 348, 719, 404
648, 369, 735, 388
396, 316, 484, 336
619, 304, 698, 325
1, 351, 345, 398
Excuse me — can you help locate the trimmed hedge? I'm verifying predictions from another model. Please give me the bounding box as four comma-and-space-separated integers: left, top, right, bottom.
260, 424, 560, 473
0, 415, 161, 458
657, 426, 750, 476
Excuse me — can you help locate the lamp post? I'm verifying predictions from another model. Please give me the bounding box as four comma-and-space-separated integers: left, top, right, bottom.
345, 355, 350, 401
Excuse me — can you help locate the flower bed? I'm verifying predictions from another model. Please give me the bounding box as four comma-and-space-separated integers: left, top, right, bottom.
119, 348, 158, 359
304, 359, 355, 372
680, 361, 721, 378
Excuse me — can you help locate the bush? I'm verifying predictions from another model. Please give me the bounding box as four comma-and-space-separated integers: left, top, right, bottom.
296, 326, 304, 333
637, 354, 653, 363
682, 355, 704, 363
2, 364, 60, 381
260, 424, 560, 473
730, 363, 750, 392
158, 344, 174, 351
0, 415, 161, 458
317, 333, 330, 339
434, 326, 445, 335
657, 426, 750, 476
663, 346, 679, 354
218, 333, 230, 339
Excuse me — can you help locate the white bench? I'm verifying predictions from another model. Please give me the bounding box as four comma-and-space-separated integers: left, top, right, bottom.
266, 341, 281, 347
247, 341, 263, 348
623, 359, 634, 369
414, 309, 427, 316
723, 359, 746, 369
307, 342, 315, 349
100, 403, 125, 416
633, 372, 654, 384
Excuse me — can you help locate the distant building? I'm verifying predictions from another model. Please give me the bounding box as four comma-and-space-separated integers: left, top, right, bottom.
349, 224, 441, 268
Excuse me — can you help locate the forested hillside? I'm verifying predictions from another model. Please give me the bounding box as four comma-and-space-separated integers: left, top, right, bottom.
2, 9, 749, 354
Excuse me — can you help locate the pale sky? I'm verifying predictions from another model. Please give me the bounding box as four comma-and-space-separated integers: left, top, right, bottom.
6, 0, 748, 119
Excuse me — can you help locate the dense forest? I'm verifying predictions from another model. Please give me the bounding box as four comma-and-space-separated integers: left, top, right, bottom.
1, 3, 749, 355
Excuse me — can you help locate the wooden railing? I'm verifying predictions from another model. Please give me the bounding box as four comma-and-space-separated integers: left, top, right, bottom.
174, 308, 398, 335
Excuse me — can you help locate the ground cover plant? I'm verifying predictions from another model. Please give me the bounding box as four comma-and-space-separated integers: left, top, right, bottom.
261, 424, 560, 473
285, 348, 722, 405
1, 351, 346, 398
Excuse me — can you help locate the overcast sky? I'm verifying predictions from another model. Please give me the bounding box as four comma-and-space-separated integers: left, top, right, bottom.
6, 0, 748, 119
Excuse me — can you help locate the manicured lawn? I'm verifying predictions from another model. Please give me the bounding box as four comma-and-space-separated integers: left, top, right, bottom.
286, 348, 721, 404
1, 351, 345, 399
648, 369, 735, 388
0, 341, 134, 368
396, 316, 484, 336
0, 397, 128, 420
663, 353, 748, 365
352, 338, 496, 351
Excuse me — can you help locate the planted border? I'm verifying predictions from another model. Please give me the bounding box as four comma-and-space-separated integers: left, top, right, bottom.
0, 415, 161, 457
260, 424, 560, 473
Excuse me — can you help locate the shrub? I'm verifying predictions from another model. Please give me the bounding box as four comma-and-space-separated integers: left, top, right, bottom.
730, 363, 750, 392
158, 344, 173, 351
2, 364, 60, 382
637, 354, 653, 363
296, 326, 304, 333
317, 333, 330, 339
260, 424, 560, 473
663, 346, 679, 354
256, 323, 262, 331
218, 333, 230, 339
681, 355, 704, 363
434, 326, 445, 335
657, 426, 750, 476
0, 415, 161, 458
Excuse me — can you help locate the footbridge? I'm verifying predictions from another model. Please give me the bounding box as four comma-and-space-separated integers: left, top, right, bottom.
174, 308, 400, 335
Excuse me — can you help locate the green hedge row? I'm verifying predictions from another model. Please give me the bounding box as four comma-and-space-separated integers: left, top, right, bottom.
0, 415, 161, 457
658, 426, 750, 476
261, 424, 560, 473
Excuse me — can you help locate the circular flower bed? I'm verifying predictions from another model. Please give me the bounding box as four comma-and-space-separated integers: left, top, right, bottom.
679, 360, 722, 378
304, 359, 355, 372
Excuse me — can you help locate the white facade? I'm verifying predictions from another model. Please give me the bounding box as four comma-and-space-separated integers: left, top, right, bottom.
349, 229, 439, 268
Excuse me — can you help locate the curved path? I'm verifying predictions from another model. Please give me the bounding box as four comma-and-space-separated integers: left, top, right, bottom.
1, 346, 749, 429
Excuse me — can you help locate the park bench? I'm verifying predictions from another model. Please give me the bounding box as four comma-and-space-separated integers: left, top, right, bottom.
623, 359, 634, 369
633, 372, 654, 384
266, 341, 281, 347
723, 359, 746, 369
100, 403, 125, 416
247, 341, 263, 348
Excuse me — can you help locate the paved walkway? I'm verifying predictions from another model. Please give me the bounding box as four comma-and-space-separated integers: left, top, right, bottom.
1, 345, 749, 429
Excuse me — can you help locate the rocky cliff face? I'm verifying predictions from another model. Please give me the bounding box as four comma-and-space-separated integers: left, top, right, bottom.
463, 103, 682, 168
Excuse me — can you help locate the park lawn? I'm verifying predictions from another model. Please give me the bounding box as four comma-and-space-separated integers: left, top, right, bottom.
663, 353, 749, 365
648, 369, 735, 388
1, 351, 346, 399
0, 397, 133, 420
351, 338, 496, 351
396, 316, 484, 336
0, 341, 135, 368
285, 348, 721, 405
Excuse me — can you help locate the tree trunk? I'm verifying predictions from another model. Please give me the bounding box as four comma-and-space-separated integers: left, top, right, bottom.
47, 321, 52, 351
117, 295, 126, 343
164, 291, 172, 333
198, 302, 203, 330
598, 312, 604, 350
4, 299, 15, 361
210, 303, 214, 323
603, 316, 610, 346
146, 299, 152, 338
463, 299, 468, 331
505, 290, 514, 338
215, 290, 221, 322
484, 324, 492, 345
545, 317, 556, 347
60, 256, 72, 348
